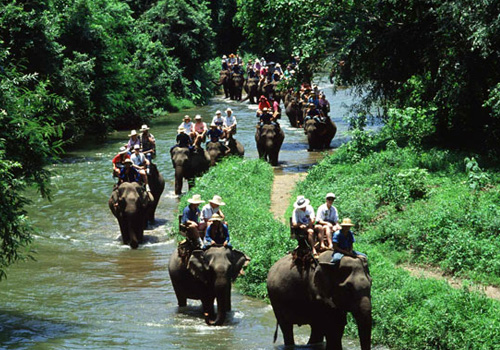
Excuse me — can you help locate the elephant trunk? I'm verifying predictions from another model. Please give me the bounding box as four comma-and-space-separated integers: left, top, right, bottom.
213, 275, 230, 326
353, 296, 372, 350
174, 165, 184, 195
126, 216, 139, 249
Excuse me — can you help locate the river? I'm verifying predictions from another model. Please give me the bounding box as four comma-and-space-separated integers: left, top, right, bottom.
0, 78, 376, 349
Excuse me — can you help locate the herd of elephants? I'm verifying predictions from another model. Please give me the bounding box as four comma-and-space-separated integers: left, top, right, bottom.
107, 77, 372, 350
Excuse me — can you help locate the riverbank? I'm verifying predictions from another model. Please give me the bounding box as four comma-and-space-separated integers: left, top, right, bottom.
179, 144, 500, 349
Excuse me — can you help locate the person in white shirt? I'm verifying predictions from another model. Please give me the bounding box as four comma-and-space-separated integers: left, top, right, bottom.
130, 144, 150, 191
212, 110, 226, 130
315, 192, 341, 251
291, 195, 318, 256
223, 108, 237, 139
179, 115, 194, 140
199, 195, 226, 232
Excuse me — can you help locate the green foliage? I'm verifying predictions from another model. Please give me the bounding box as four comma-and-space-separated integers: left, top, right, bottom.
465, 157, 490, 191
178, 158, 295, 298
385, 107, 437, 147
375, 167, 428, 210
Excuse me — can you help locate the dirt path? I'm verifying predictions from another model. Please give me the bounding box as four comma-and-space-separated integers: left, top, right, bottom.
402, 264, 500, 301
270, 172, 306, 222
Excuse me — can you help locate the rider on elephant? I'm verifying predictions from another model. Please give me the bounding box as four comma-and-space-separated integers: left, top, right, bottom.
258, 95, 271, 111
193, 115, 207, 148
315, 192, 341, 251
331, 218, 367, 266
203, 213, 231, 249
258, 108, 279, 129
199, 195, 226, 232
130, 144, 151, 192
179, 115, 194, 139
126, 130, 141, 152
223, 108, 237, 140
207, 123, 225, 143
291, 195, 318, 257
170, 127, 193, 167
139, 124, 156, 162
181, 194, 205, 247
318, 93, 330, 116
118, 158, 141, 184
212, 111, 225, 130
304, 103, 324, 123
112, 146, 130, 177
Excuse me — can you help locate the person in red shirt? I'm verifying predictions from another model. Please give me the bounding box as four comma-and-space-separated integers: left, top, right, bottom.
112, 146, 130, 177
258, 95, 271, 111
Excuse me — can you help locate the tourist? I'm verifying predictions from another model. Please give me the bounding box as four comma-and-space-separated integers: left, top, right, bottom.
181, 194, 205, 246
204, 213, 231, 248
330, 218, 367, 266
139, 124, 156, 162
199, 195, 226, 232
118, 158, 141, 183
126, 130, 141, 152
130, 144, 150, 191
193, 115, 207, 148
112, 146, 130, 177
315, 193, 341, 251
291, 195, 318, 257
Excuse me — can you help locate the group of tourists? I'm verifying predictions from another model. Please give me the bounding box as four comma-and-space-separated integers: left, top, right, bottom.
255, 95, 281, 128
172, 109, 237, 151
291, 193, 366, 264
111, 124, 156, 191
180, 194, 230, 249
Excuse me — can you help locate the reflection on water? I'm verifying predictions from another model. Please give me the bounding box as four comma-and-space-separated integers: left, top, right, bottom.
0, 79, 381, 349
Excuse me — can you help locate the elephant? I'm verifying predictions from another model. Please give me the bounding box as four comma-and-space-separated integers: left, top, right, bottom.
285, 98, 304, 128
267, 251, 372, 350
108, 182, 152, 249
229, 73, 244, 101
243, 77, 260, 104
168, 246, 250, 325
146, 163, 165, 224
206, 141, 230, 166
255, 124, 285, 166
304, 117, 337, 151
227, 135, 245, 157
170, 146, 210, 195
217, 70, 231, 98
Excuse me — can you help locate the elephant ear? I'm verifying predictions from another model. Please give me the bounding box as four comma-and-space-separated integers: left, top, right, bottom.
188, 250, 209, 284
229, 249, 250, 282
137, 186, 151, 209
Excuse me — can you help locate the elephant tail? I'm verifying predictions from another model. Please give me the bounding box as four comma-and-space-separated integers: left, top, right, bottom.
273, 322, 279, 343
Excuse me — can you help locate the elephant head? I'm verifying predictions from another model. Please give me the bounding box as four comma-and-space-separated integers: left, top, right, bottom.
303, 117, 337, 150
170, 147, 210, 195
188, 247, 250, 325
108, 182, 150, 249
314, 255, 372, 350
255, 124, 285, 166
206, 141, 230, 166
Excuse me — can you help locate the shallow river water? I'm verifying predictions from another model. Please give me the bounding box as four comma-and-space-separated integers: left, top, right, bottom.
0, 78, 379, 349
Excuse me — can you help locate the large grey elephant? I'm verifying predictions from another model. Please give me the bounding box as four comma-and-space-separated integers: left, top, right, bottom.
217, 70, 231, 98
267, 251, 372, 350
229, 73, 244, 101
108, 182, 151, 249
227, 135, 245, 157
170, 146, 210, 195
168, 246, 250, 325
206, 141, 230, 166
255, 124, 285, 166
146, 163, 165, 224
285, 98, 304, 128
243, 77, 260, 104
304, 117, 337, 151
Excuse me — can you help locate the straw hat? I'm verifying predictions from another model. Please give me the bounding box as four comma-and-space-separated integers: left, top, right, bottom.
340, 218, 354, 227
226, 108, 232, 113
187, 194, 205, 204
195, 115, 202, 120
133, 144, 141, 150
118, 146, 128, 155
216, 110, 222, 115
262, 107, 268, 112
210, 122, 217, 127
293, 195, 310, 209
209, 195, 226, 206
209, 213, 223, 222
140, 124, 150, 132
123, 158, 133, 165
177, 126, 186, 133
183, 115, 190, 120
325, 192, 336, 200
128, 130, 137, 137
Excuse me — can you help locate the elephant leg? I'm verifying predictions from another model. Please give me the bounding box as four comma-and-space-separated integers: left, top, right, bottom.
118, 219, 130, 245
202, 297, 216, 325
279, 321, 295, 346
325, 312, 346, 350
309, 322, 326, 345
173, 286, 187, 307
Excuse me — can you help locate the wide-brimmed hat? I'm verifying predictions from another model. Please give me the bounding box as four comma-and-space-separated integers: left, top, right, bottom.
325, 192, 336, 200
293, 195, 310, 209
128, 130, 137, 137
210, 122, 217, 127
215, 110, 221, 115
209, 213, 223, 222
195, 115, 202, 120
177, 126, 186, 133
222, 55, 227, 59
133, 144, 141, 150
187, 194, 205, 204
262, 107, 269, 112
123, 158, 133, 165
226, 108, 232, 113
276, 63, 281, 67
140, 124, 149, 132
340, 218, 354, 227
118, 146, 128, 155
183, 115, 190, 120
209, 195, 226, 206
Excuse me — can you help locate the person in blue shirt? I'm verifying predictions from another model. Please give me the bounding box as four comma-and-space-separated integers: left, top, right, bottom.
204, 213, 231, 248
118, 159, 141, 184
181, 194, 205, 246
330, 218, 367, 265
207, 123, 223, 142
